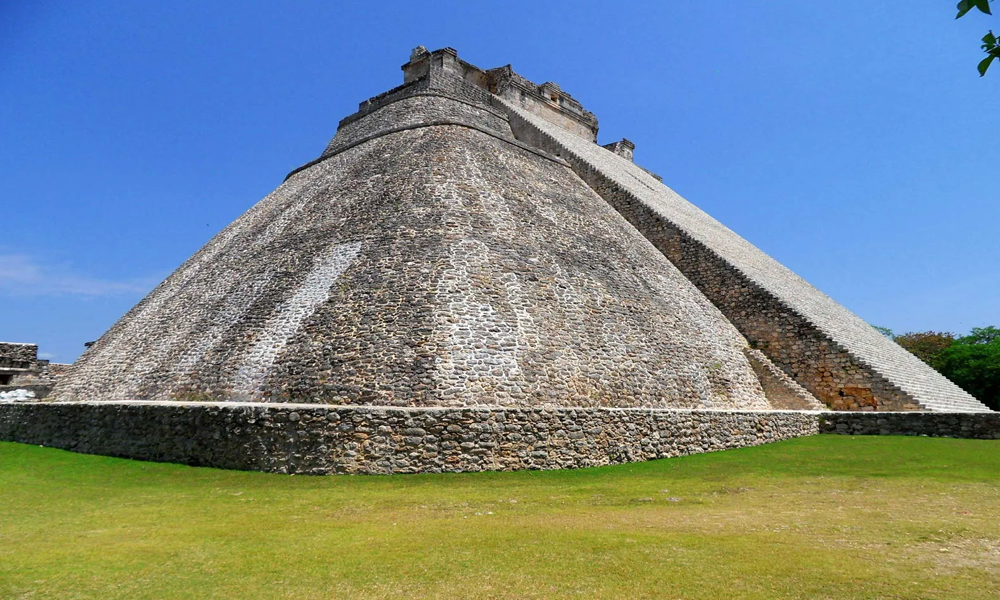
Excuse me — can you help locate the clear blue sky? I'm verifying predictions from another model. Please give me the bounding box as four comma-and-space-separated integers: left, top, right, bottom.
1, 1, 997, 363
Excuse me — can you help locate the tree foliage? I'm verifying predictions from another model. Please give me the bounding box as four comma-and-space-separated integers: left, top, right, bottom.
956, 0, 999, 75
894, 331, 957, 367
936, 327, 1000, 409
889, 326, 1000, 410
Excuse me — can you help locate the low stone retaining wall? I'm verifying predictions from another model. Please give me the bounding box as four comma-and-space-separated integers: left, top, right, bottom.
818, 412, 1000, 439
2, 403, 996, 475
0, 402, 819, 475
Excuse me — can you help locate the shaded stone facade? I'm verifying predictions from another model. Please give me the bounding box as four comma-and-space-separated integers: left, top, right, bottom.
819, 411, 1000, 439
743, 348, 826, 411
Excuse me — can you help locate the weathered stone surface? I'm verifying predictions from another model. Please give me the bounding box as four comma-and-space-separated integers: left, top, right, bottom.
0, 342, 68, 398
4, 402, 995, 474
0, 402, 820, 474
13, 46, 989, 476
497, 95, 989, 414
50, 66, 771, 412
744, 348, 826, 411
818, 412, 1000, 439
0, 343, 38, 371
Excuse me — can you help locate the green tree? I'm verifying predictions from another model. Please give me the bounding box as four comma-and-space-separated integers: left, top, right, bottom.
893, 331, 956, 368
936, 327, 1000, 410
956, 0, 999, 75
959, 325, 1000, 344
886, 327, 998, 409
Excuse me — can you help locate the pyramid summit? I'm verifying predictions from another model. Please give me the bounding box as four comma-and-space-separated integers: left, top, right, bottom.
2, 47, 993, 475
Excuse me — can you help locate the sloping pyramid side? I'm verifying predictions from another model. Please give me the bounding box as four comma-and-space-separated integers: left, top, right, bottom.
51, 92, 772, 410
499, 98, 989, 413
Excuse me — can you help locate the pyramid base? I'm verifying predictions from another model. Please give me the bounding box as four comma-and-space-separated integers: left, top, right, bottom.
1, 403, 995, 474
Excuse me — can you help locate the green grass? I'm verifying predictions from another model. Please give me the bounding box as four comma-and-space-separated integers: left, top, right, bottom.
1, 436, 999, 599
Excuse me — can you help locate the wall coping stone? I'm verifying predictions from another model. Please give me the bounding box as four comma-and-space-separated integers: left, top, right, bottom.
7, 400, 831, 414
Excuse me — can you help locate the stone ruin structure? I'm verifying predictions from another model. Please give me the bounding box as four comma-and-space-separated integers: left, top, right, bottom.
0, 342, 68, 400
1, 47, 994, 474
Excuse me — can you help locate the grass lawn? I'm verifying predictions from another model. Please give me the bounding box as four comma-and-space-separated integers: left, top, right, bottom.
1, 436, 999, 599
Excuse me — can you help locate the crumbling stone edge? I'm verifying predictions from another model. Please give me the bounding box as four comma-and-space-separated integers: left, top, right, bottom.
0, 403, 996, 475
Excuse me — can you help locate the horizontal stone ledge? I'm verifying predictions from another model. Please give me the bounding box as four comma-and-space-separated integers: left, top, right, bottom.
0, 400, 831, 414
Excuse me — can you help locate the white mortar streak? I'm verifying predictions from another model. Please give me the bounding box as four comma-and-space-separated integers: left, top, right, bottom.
231, 241, 362, 398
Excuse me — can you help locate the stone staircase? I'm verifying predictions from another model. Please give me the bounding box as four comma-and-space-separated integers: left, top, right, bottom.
497, 97, 990, 413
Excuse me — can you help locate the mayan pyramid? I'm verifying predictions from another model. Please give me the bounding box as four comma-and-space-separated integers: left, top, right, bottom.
50, 47, 988, 416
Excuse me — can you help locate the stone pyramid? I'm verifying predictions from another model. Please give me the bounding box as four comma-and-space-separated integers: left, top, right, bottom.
10, 46, 992, 474
51, 47, 987, 415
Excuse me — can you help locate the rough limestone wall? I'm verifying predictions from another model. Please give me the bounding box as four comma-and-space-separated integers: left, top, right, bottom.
744, 348, 826, 411
275, 123, 770, 409
52, 92, 770, 410
499, 99, 989, 414
0, 343, 61, 394
0, 343, 37, 370
0, 402, 820, 474
47, 363, 71, 377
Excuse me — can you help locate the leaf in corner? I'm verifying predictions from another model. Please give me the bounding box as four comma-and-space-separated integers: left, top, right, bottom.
978, 54, 996, 76
957, 0, 994, 18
